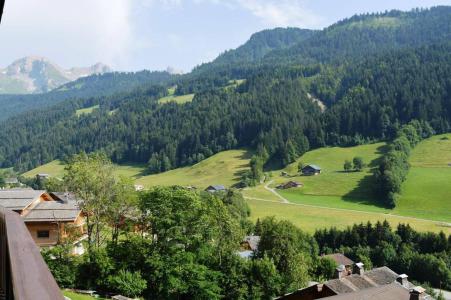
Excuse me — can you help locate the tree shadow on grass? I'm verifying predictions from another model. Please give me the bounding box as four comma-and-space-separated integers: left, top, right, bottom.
342, 144, 391, 209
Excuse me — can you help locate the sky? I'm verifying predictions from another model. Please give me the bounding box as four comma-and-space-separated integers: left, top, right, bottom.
1, 0, 451, 72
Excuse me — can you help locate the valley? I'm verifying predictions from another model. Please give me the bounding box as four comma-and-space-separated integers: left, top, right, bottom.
22, 136, 451, 233
1, 5, 451, 299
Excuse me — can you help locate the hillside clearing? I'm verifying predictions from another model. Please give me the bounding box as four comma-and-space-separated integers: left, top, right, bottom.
23, 150, 250, 190
158, 88, 195, 104
245, 138, 450, 225
75, 105, 99, 116
136, 149, 251, 189
396, 134, 451, 222
245, 143, 386, 211
22, 160, 145, 180
62, 290, 106, 300
246, 199, 450, 234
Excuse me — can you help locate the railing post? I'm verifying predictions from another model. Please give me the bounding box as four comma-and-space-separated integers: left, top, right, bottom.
0, 206, 64, 300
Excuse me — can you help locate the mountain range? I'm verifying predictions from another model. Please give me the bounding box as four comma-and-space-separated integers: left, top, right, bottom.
0, 56, 111, 94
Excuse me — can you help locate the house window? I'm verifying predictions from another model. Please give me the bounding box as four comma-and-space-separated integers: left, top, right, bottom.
37, 230, 50, 238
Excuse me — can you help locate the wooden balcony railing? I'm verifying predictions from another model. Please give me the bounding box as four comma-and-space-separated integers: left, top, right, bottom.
0, 206, 64, 300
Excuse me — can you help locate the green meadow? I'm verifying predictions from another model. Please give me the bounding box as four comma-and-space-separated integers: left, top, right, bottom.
136, 149, 251, 189
21, 136, 451, 233
158, 87, 195, 104
246, 199, 448, 234
22, 160, 146, 180
22, 150, 251, 190
395, 134, 451, 222
75, 105, 99, 116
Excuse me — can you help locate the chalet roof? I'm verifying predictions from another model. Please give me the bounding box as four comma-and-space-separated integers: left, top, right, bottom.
4, 177, 19, 184
363, 266, 399, 286
277, 266, 424, 300
23, 200, 81, 222
0, 189, 46, 210
323, 253, 354, 266
324, 267, 404, 295
242, 235, 260, 251
304, 164, 321, 171
206, 185, 226, 191
50, 192, 80, 202
237, 250, 253, 259
322, 282, 421, 300
112, 295, 133, 300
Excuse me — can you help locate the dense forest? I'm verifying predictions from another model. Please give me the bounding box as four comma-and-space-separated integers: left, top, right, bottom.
0, 7, 450, 183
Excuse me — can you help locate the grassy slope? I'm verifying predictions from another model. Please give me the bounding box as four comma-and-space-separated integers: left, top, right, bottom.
158, 93, 195, 104
21, 140, 450, 233
22, 160, 66, 178
396, 134, 451, 221
260, 143, 388, 212
158, 88, 195, 104
136, 149, 251, 189
244, 141, 450, 233
247, 199, 447, 233
75, 105, 99, 116
22, 160, 145, 180
63, 291, 106, 300
22, 150, 251, 189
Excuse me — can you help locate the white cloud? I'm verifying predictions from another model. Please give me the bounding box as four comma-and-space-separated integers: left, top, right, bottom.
193, 0, 323, 28
0, 0, 134, 69
235, 0, 323, 28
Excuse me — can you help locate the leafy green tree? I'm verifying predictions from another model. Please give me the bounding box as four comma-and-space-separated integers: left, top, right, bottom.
344, 160, 352, 172
107, 176, 139, 245
108, 270, 147, 298
315, 257, 337, 280
77, 248, 114, 290
64, 152, 116, 251
138, 187, 239, 298
352, 157, 365, 171
257, 217, 316, 293
42, 245, 80, 287
0, 173, 5, 188
247, 255, 282, 299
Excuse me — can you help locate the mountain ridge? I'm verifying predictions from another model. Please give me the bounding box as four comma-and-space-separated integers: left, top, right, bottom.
0, 56, 111, 94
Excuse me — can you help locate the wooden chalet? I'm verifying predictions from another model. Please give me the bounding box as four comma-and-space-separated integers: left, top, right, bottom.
322, 253, 355, 277
276, 181, 303, 190
205, 185, 226, 193
302, 164, 322, 176
0, 189, 85, 249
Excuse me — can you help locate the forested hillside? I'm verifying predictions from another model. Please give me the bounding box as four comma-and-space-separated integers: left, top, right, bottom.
0, 7, 450, 178
0, 70, 175, 121
210, 28, 316, 65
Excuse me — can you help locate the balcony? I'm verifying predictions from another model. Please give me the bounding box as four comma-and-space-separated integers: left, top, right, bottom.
0, 206, 64, 300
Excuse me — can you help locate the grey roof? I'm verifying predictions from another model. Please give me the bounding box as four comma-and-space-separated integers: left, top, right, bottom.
4, 178, 19, 184
206, 185, 226, 191
50, 192, 80, 202
23, 200, 81, 222
323, 253, 354, 266
242, 235, 261, 251
0, 189, 46, 210
237, 250, 253, 259
112, 295, 133, 300
304, 164, 321, 171
363, 266, 399, 286
325, 266, 406, 295
322, 282, 425, 300
278, 266, 426, 300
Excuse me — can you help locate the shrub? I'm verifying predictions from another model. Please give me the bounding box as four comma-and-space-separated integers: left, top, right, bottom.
108, 270, 147, 298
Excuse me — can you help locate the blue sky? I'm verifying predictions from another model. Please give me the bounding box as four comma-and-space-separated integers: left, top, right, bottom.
1, 0, 450, 72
